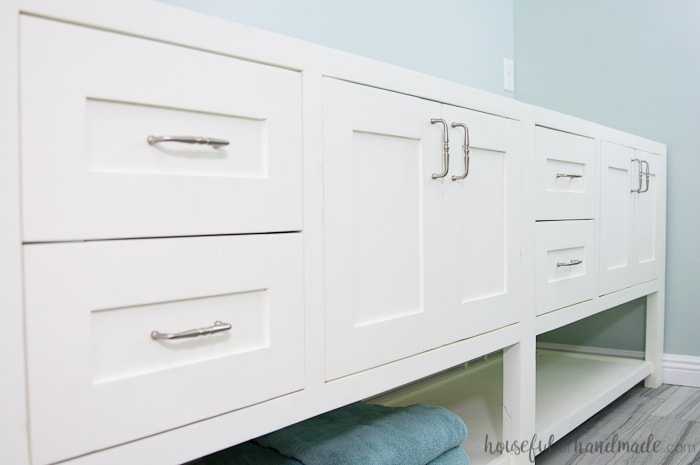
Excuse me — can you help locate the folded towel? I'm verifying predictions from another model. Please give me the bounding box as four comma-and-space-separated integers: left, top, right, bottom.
428, 446, 470, 465
256, 402, 467, 465
202, 441, 303, 465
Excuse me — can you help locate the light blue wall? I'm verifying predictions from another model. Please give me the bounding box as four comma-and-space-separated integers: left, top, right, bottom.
158, 0, 514, 97
515, 0, 700, 356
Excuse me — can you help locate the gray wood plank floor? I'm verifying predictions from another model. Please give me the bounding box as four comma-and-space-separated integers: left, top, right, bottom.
536, 384, 700, 464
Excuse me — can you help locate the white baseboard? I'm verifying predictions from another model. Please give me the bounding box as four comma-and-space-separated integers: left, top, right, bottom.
662, 354, 700, 387
535, 342, 700, 388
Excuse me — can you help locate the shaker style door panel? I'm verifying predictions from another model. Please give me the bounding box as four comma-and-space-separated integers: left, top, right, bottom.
600, 142, 663, 295
323, 78, 444, 380
633, 151, 664, 286
20, 16, 302, 241
535, 220, 597, 315
442, 105, 521, 342
535, 126, 596, 220
23, 234, 304, 465
599, 141, 636, 295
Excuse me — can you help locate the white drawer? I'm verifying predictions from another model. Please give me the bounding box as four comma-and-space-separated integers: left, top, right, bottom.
535, 126, 596, 220
23, 234, 304, 465
20, 16, 302, 241
535, 220, 597, 315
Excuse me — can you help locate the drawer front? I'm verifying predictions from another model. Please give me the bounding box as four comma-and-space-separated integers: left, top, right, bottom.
535, 127, 596, 220
535, 221, 597, 315
24, 234, 304, 465
20, 16, 302, 241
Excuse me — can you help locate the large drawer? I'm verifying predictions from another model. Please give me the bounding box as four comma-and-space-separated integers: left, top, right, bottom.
535, 220, 597, 315
23, 234, 304, 465
535, 126, 596, 220
20, 16, 302, 241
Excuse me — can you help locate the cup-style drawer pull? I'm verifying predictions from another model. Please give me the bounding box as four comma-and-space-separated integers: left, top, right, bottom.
147, 135, 230, 148
151, 321, 232, 340
555, 173, 582, 179
557, 259, 583, 268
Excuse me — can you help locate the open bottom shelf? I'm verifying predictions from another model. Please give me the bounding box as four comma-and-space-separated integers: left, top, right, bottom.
368, 356, 505, 465
536, 349, 651, 445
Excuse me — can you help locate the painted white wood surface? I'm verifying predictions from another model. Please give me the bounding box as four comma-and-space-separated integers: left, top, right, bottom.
20, 16, 302, 241
23, 234, 304, 464
535, 126, 596, 220
535, 220, 597, 315
442, 105, 521, 343
0, 2, 668, 465
323, 78, 444, 380
599, 141, 663, 295
536, 350, 651, 444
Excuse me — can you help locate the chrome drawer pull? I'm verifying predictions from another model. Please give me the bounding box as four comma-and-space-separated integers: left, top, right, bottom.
147, 135, 230, 148
450, 122, 470, 181
430, 118, 450, 179
557, 259, 583, 268
151, 320, 232, 340
556, 173, 582, 179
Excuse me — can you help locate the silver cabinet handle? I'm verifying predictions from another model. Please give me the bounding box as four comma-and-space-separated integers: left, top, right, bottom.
147, 135, 230, 148
639, 160, 650, 193
630, 158, 642, 193
431, 118, 450, 179
556, 173, 582, 179
557, 259, 583, 268
151, 320, 232, 340
450, 122, 470, 181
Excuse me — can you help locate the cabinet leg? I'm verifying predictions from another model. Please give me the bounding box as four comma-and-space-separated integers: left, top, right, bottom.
503, 338, 536, 464
644, 291, 665, 388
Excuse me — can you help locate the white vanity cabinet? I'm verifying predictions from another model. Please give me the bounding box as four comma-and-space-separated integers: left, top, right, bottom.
1, 3, 667, 465
323, 78, 521, 380
599, 141, 664, 295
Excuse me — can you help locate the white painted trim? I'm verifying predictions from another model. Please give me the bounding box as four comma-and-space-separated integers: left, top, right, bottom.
535, 342, 644, 360
662, 354, 700, 388
536, 343, 700, 388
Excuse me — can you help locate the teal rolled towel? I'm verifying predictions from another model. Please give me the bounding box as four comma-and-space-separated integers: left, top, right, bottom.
428, 446, 470, 465
202, 441, 303, 465
256, 402, 468, 465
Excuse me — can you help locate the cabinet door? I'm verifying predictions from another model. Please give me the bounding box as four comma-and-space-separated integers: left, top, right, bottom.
599, 141, 636, 295
633, 151, 664, 285
442, 105, 521, 342
324, 79, 443, 380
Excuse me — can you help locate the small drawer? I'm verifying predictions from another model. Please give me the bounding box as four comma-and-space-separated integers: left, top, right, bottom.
535, 220, 597, 315
23, 234, 304, 465
535, 126, 596, 220
20, 16, 302, 241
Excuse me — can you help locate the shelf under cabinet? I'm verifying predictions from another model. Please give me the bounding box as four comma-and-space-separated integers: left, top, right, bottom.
536, 349, 651, 444
368, 356, 505, 465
